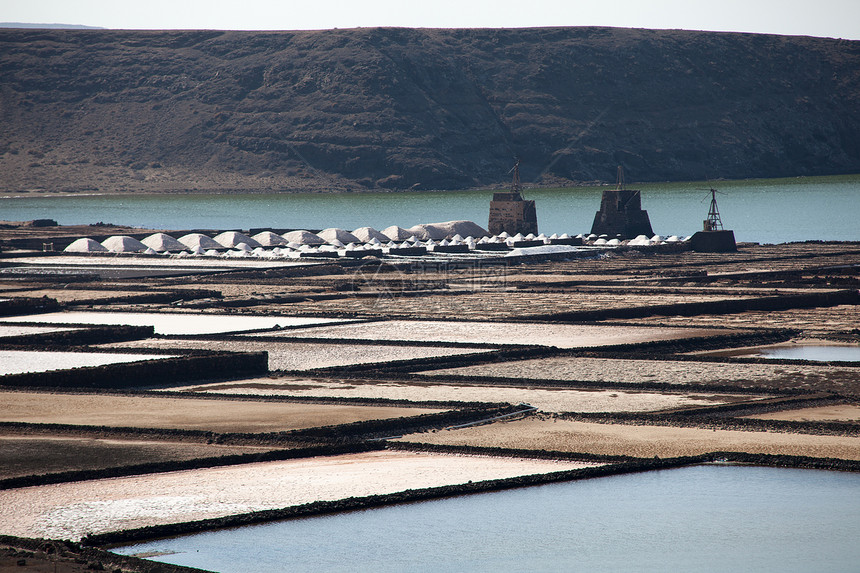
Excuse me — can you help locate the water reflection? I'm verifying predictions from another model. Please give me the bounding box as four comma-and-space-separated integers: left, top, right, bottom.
114, 465, 860, 573
757, 345, 860, 362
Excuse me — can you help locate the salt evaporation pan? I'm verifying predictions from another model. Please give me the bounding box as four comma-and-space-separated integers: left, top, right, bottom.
101, 236, 147, 253
141, 233, 187, 253
282, 230, 325, 246
213, 231, 261, 249
178, 233, 224, 251
253, 231, 289, 247
63, 238, 109, 253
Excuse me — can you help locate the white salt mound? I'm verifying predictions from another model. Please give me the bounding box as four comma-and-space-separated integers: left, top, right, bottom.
317, 228, 360, 245
352, 227, 389, 243
213, 231, 261, 249
381, 226, 413, 241
407, 224, 445, 241
101, 236, 147, 253
409, 220, 489, 241
252, 231, 289, 247
178, 233, 224, 251
141, 233, 187, 252
282, 230, 325, 245
64, 238, 109, 253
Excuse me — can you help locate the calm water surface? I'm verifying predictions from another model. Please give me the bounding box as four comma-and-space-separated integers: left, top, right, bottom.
757, 345, 860, 362
113, 465, 860, 573
4, 175, 859, 244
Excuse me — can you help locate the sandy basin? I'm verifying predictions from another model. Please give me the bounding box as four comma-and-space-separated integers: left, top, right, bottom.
250, 319, 727, 348
174, 378, 764, 413
396, 418, 860, 460
104, 338, 493, 370
0, 435, 277, 480
0, 451, 600, 541
0, 391, 441, 432
0, 311, 354, 335
420, 356, 860, 391
0, 324, 79, 338
745, 404, 860, 422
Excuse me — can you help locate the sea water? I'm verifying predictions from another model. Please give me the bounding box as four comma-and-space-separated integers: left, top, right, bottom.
3, 174, 859, 244
112, 465, 860, 573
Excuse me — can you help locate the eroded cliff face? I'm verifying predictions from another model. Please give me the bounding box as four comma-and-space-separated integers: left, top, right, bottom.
1, 27, 859, 192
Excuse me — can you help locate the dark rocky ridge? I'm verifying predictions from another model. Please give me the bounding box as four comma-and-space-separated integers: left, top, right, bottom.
1, 27, 859, 192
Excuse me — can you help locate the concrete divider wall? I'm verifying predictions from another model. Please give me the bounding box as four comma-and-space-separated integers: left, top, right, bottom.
0, 351, 268, 389
0, 297, 60, 317
0, 325, 154, 346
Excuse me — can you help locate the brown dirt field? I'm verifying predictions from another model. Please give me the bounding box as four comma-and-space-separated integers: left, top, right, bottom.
0, 391, 442, 433
275, 290, 757, 320
396, 417, 860, 459
0, 435, 277, 480
4, 289, 154, 304
252, 319, 729, 348
172, 376, 767, 414
601, 304, 860, 335
420, 356, 860, 395
745, 404, 860, 422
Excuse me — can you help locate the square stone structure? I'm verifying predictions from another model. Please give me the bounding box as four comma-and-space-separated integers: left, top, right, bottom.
590, 189, 654, 238
488, 192, 538, 236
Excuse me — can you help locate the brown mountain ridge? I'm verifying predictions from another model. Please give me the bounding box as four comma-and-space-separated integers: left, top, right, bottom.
1, 26, 859, 193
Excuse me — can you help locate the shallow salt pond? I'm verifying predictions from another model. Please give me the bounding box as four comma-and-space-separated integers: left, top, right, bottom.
755, 345, 860, 362
0, 324, 79, 338
0, 311, 355, 335
174, 378, 763, 413
0, 350, 173, 375
249, 319, 725, 348
0, 451, 597, 541
113, 465, 860, 573
105, 338, 494, 370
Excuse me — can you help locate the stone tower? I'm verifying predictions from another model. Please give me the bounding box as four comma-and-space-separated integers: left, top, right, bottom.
590, 168, 653, 238
488, 161, 538, 236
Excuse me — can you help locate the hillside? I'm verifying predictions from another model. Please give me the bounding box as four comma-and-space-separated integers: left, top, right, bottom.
1, 27, 859, 193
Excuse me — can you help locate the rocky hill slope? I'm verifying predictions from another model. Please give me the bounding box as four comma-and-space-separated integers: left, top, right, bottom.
1, 27, 859, 193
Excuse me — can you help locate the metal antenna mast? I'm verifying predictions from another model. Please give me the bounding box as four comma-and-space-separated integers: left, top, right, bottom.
704, 188, 724, 231
509, 159, 522, 194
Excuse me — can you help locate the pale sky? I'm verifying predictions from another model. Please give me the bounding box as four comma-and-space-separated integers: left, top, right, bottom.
2, 0, 859, 40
